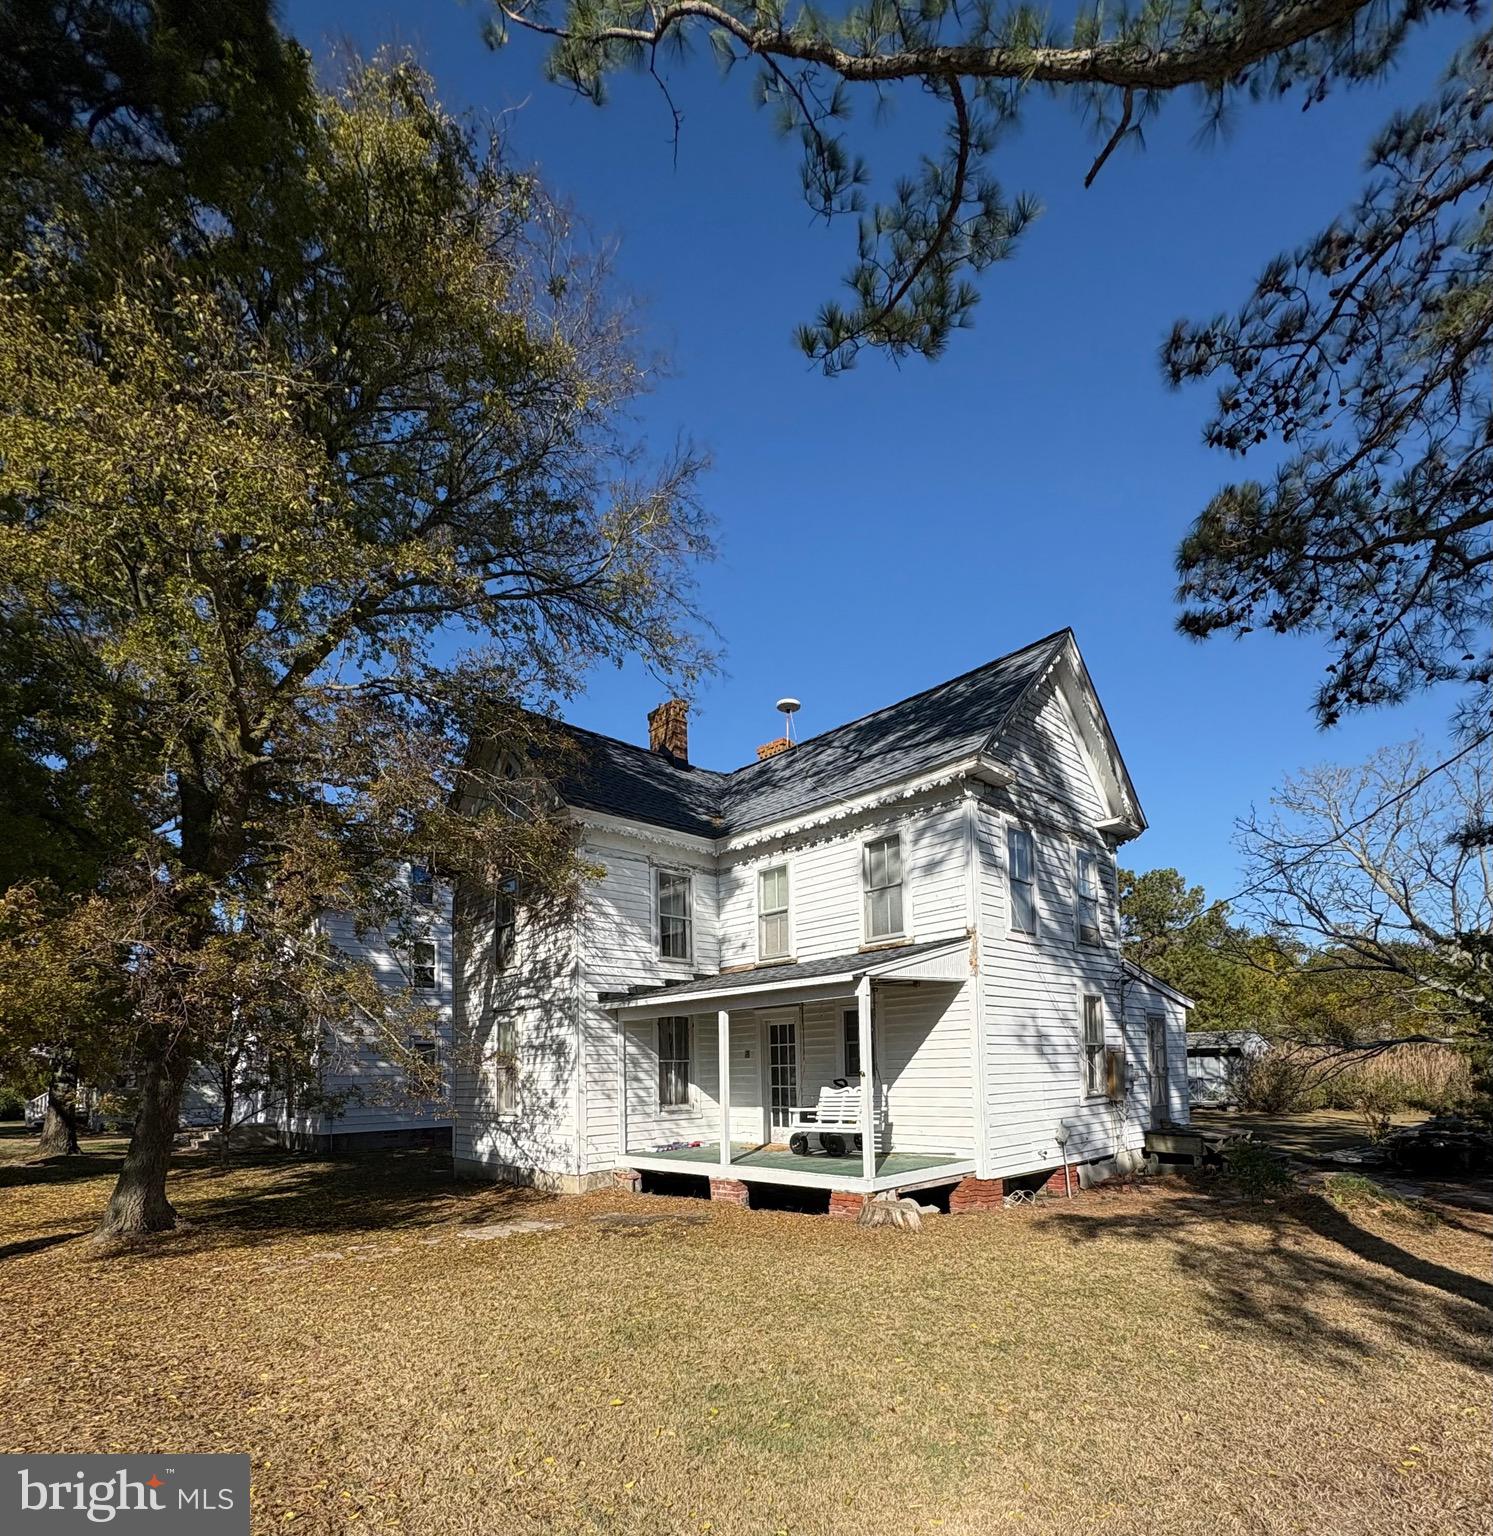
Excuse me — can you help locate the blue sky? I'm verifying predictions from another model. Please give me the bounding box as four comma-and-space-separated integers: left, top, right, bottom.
285, 0, 1473, 900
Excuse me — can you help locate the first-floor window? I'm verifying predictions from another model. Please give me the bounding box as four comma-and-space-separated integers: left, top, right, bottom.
408, 939, 437, 990
842, 1007, 878, 1079
492, 1012, 517, 1115
658, 1016, 691, 1107
1082, 994, 1106, 1096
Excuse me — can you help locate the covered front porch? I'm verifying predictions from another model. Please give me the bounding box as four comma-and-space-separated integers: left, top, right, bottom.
606, 938, 979, 1197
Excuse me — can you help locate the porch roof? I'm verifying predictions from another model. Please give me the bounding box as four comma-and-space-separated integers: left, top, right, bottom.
603, 936, 969, 1016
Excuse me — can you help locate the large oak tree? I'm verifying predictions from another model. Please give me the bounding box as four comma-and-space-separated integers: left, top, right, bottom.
0, 12, 712, 1236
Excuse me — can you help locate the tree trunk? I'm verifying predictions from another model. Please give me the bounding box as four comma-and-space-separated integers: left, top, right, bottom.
36, 1089, 81, 1157
96, 1051, 188, 1239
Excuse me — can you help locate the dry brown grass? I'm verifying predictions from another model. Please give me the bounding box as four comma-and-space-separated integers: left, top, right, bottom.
1, 1139, 1488, 1536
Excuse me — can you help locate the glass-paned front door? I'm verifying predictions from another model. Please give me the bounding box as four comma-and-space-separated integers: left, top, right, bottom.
766, 1016, 798, 1138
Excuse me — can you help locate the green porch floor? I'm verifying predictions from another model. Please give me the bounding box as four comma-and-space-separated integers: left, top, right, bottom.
634, 1142, 967, 1180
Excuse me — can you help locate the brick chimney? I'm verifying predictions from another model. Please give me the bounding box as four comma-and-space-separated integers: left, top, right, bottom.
648, 699, 688, 762
756, 737, 792, 761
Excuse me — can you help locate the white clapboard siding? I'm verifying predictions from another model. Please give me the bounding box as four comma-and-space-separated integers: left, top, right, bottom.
1122, 972, 1193, 1127
576, 828, 719, 1174
976, 669, 1146, 1179
876, 981, 977, 1155
620, 1015, 722, 1153
239, 877, 455, 1139
716, 797, 971, 968
451, 878, 582, 1181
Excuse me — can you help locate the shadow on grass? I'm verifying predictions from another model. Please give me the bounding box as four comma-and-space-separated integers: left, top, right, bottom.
1052, 1186, 1493, 1373
110, 1147, 556, 1261
0, 1145, 131, 1190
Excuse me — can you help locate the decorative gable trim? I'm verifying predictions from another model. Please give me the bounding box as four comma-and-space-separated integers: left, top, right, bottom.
719, 753, 1014, 855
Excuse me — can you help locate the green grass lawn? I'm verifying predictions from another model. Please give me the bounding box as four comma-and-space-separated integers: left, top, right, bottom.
1, 1137, 1487, 1536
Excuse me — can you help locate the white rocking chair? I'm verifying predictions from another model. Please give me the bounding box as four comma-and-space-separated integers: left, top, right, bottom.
787, 1079, 881, 1158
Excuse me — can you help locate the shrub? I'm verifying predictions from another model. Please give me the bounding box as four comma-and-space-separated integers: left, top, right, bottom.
1233, 1042, 1474, 1117
0, 1085, 24, 1121
1221, 1136, 1296, 1199
1232, 1052, 1323, 1113
1322, 1172, 1437, 1227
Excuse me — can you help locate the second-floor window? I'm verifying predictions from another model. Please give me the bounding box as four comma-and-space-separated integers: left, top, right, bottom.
1008, 825, 1037, 935
658, 1015, 691, 1107
411, 863, 435, 905
1075, 849, 1101, 945
494, 875, 518, 972
657, 870, 693, 961
758, 865, 790, 959
408, 939, 437, 990
863, 833, 904, 940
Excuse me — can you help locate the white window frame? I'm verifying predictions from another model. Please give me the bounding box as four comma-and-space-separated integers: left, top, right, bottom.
1007, 824, 1037, 938
841, 1006, 878, 1080
1075, 848, 1101, 946
862, 831, 906, 943
493, 875, 518, 973
1081, 993, 1106, 1098
657, 1016, 692, 1109
656, 868, 694, 964
757, 863, 791, 961
1147, 1012, 1168, 1110
407, 938, 438, 991
410, 863, 436, 906
492, 1012, 517, 1116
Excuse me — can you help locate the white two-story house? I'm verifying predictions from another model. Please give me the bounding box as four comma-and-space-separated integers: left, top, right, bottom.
244, 863, 455, 1151
452, 629, 1191, 1212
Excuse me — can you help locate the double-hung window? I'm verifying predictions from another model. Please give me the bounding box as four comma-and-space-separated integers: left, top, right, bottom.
863, 834, 904, 940
1007, 826, 1037, 935
1075, 849, 1101, 945
658, 1016, 691, 1108
411, 863, 435, 905
408, 939, 437, 990
1082, 994, 1106, 1097
492, 1012, 517, 1114
657, 870, 692, 961
494, 875, 518, 972
758, 865, 790, 960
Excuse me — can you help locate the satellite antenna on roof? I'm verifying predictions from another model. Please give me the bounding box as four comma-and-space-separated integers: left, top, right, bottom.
775, 697, 801, 744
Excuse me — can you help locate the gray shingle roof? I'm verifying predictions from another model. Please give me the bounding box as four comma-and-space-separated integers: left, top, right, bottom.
558, 629, 1071, 838
600, 936, 966, 1004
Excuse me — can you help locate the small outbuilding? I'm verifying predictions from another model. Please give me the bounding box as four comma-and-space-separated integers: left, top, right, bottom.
1184, 1030, 1269, 1106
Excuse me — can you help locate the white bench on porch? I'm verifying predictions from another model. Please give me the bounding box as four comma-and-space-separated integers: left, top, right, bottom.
787, 1079, 887, 1158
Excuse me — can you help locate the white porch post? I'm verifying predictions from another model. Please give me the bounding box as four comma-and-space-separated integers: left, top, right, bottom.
857, 975, 875, 1181
616, 1012, 629, 1160
717, 1008, 732, 1172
